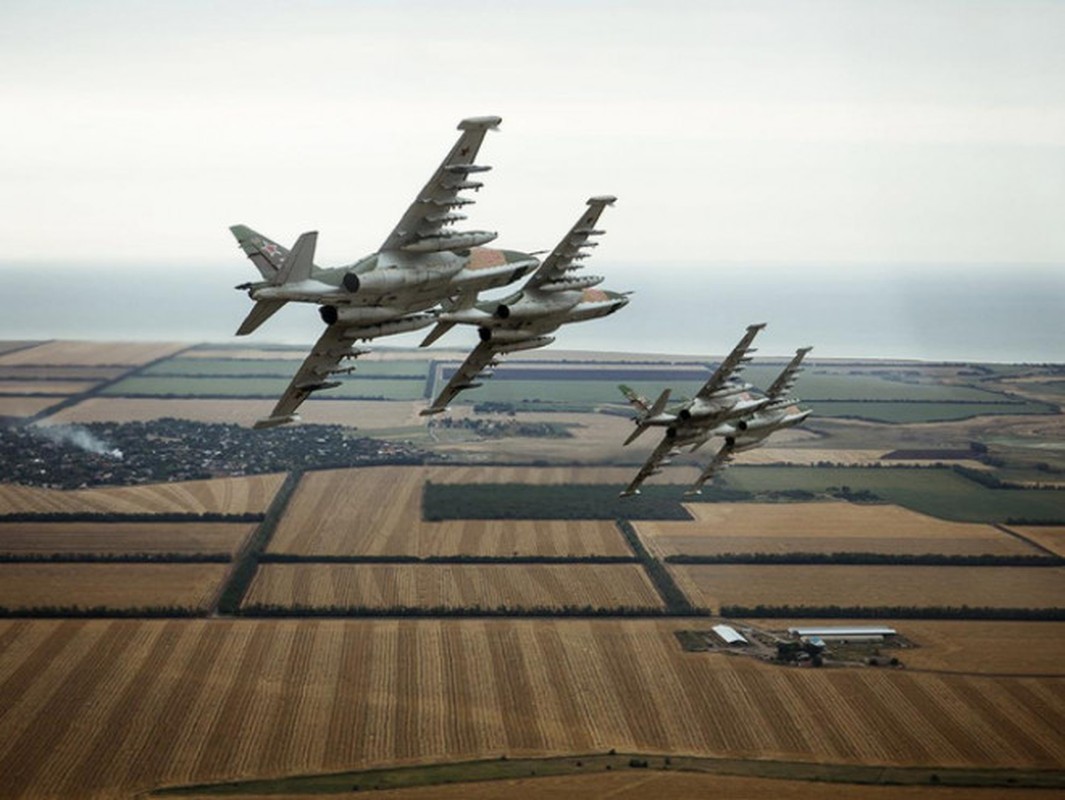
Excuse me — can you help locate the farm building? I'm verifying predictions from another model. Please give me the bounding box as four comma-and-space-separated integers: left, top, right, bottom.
788, 626, 897, 643
712, 624, 749, 645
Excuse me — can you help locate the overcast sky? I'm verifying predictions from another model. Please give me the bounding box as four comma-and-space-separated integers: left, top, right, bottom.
1, 1, 1062, 359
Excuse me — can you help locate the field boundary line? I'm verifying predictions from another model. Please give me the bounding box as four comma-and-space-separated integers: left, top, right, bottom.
994, 523, 1061, 557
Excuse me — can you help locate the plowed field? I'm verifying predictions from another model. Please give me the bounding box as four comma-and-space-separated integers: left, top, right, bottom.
0, 619, 1062, 798
269, 467, 632, 557
637, 503, 1038, 558
0, 381, 97, 395
0, 473, 285, 515
0, 563, 227, 610
244, 564, 663, 611
0, 397, 58, 417
671, 565, 1065, 611
0, 522, 254, 556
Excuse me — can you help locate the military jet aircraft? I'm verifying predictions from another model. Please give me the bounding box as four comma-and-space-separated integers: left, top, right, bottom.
228, 116, 541, 429
418, 196, 630, 415
618, 331, 811, 497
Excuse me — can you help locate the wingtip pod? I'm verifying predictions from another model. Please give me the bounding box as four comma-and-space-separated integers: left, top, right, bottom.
587, 195, 617, 206
458, 115, 502, 131
619, 488, 640, 498
419, 406, 446, 417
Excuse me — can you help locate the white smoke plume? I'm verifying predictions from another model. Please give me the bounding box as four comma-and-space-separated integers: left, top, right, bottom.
35, 424, 123, 459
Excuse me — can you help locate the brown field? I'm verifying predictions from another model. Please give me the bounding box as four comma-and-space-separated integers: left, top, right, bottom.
0, 563, 228, 610
671, 565, 1065, 612
0, 521, 255, 556
0, 473, 285, 516
0, 365, 127, 380
0, 380, 97, 395
243, 564, 663, 611
636, 503, 1038, 559
0, 340, 188, 367
293, 772, 1065, 800
269, 467, 634, 557
0, 341, 42, 355
0, 619, 1062, 798
0, 397, 59, 417
1007, 526, 1065, 557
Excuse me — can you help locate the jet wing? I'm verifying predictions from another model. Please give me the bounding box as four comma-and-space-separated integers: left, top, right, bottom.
684, 442, 736, 496
253, 326, 369, 429
764, 346, 813, 401
421, 334, 554, 415
524, 196, 616, 290
619, 435, 678, 497
695, 323, 766, 401
379, 116, 502, 254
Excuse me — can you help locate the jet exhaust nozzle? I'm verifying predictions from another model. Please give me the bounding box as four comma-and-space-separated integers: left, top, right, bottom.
495, 304, 511, 319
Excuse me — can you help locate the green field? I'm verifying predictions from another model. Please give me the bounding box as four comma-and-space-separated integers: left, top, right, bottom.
144, 357, 431, 379
719, 466, 1065, 523
807, 400, 1051, 423
102, 375, 427, 400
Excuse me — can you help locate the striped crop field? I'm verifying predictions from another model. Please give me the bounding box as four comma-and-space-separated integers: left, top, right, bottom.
636, 503, 1040, 559
0, 619, 1061, 798
0, 563, 228, 610
268, 467, 634, 557
0, 380, 98, 395
242, 564, 663, 611
0, 473, 285, 516
670, 564, 1065, 612
0, 341, 188, 367
0, 522, 255, 556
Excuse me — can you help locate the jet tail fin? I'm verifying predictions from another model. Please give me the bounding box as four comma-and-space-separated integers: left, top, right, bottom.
276, 231, 317, 284
230, 224, 289, 282
236, 299, 287, 336
622, 388, 671, 446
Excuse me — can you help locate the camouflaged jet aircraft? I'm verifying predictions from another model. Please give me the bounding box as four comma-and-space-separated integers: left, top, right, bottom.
618, 330, 812, 497
229, 116, 539, 429
418, 196, 630, 415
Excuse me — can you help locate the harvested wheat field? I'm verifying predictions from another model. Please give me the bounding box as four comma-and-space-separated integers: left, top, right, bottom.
0, 521, 255, 556
672, 565, 1065, 612
0, 619, 1062, 799
0, 397, 60, 417
0, 340, 188, 367
271, 771, 1065, 799
0, 473, 285, 516
0, 563, 227, 610
243, 564, 663, 611
1006, 526, 1065, 557
269, 467, 633, 557
636, 503, 1038, 559
0, 380, 97, 395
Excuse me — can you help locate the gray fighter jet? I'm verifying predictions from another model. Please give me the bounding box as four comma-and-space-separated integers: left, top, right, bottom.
229, 116, 540, 428
419, 196, 630, 415
619, 334, 812, 497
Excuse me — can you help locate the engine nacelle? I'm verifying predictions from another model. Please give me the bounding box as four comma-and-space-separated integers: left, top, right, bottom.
341, 313, 437, 341
342, 268, 433, 296
736, 415, 778, 434
493, 294, 577, 321
478, 327, 545, 344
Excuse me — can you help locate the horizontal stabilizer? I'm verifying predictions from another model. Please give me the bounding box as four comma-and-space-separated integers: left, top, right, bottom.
236, 299, 287, 336
253, 414, 300, 430
420, 321, 456, 348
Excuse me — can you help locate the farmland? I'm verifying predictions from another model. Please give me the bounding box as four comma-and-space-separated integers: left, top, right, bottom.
243, 564, 663, 612
718, 466, 1065, 523
0, 473, 285, 515
0, 341, 188, 367
0, 380, 100, 395
1007, 525, 1065, 556
670, 564, 1065, 613
101, 375, 428, 401
0, 521, 255, 556
269, 467, 635, 556
0, 397, 60, 418
143, 356, 431, 379
0, 619, 1062, 798
0, 563, 228, 611
636, 503, 1041, 559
